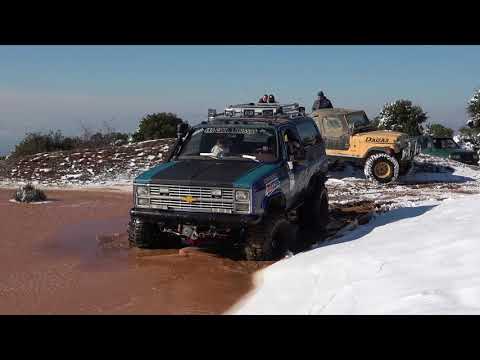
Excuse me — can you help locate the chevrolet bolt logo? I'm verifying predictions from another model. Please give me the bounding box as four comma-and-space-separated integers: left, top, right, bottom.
182, 195, 196, 204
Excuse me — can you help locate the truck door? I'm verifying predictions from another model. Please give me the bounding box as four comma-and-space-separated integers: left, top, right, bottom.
281, 126, 307, 209
320, 115, 350, 151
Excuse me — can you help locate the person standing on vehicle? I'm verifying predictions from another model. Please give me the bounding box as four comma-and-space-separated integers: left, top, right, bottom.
268, 94, 276, 103
259, 94, 269, 103
312, 91, 333, 111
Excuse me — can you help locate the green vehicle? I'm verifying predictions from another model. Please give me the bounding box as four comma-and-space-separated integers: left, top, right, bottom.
421, 136, 479, 165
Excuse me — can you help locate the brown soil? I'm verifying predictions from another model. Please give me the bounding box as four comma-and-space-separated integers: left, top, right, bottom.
0, 189, 269, 314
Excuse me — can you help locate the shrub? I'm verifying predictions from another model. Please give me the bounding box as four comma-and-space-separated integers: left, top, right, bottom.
467, 89, 480, 128
11, 129, 131, 158
11, 130, 76, 158
13, 184, 47, 203
425, 123, 454, 138
377, 99, 428, 136
132, 112, 186, 142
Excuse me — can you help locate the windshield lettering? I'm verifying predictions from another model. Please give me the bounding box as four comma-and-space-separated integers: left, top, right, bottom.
178, 127, 278, 162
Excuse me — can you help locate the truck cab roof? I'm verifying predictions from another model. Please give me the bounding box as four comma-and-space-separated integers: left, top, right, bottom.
311, 108, 365, 116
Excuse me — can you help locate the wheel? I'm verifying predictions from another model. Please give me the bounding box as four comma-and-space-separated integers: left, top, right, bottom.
364, 153, 400, 184
299, 183, 329, 232
128, 218, 158, 248
399, 161, 414, 176
128, 218, 180, 249
243, 212, 297, 261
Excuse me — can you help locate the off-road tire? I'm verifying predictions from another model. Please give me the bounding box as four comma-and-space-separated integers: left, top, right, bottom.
243, 213, 297, 261
128, 218, 159, 249
364, 153, 400, 184
299, 183, 329, 232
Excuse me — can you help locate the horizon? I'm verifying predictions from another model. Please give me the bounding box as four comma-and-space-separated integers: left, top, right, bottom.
1, 45, 479, 156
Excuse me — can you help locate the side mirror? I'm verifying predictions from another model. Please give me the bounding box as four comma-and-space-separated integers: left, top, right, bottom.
177, 123, 189, 139
291, 141, 306, 161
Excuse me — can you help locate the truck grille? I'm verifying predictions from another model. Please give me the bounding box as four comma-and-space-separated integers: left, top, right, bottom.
148, 185, 235, 213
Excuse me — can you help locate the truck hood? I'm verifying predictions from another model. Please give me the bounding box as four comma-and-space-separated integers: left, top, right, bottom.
135, 160, 278, 188
354, 130, 407, 144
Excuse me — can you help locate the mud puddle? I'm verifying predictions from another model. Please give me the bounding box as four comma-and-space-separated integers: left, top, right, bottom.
42, 216, 133, 272
43, 216, 271, 274
42, 201, 380, 277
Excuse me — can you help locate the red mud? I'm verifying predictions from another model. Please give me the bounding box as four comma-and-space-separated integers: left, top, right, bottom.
0, 189, 269, 314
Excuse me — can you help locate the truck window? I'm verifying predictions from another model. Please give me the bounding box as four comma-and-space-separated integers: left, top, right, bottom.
296, 120, 320, 146
323, 116, 345, 138
346, 112, 370, 128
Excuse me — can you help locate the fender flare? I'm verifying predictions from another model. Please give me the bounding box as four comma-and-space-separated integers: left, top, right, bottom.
365, 146, 395, 159
263, 192, 287, 216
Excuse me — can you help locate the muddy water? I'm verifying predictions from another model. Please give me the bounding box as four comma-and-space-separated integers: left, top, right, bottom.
0, 188, 372, 314
0, 189, 269, 314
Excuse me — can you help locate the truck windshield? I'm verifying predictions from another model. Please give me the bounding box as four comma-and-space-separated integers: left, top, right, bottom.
346, 112, 370, 128
177, 126, 278, 162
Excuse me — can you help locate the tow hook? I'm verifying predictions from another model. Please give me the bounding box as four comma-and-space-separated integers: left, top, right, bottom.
180, 225, 199, 245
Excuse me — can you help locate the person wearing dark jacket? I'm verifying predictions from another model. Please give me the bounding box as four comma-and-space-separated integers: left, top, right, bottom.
259, 94, 268, 103
312, 91, 333, 111
268, 94, 276, 103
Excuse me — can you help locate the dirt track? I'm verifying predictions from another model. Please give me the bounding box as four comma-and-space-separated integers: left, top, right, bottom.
0, 189, 269, 314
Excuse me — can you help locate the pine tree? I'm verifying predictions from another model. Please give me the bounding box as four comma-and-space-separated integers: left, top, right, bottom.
377, 99, 428, 136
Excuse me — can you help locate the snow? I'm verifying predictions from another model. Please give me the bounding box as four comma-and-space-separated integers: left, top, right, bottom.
9, 199, 52, 205
232, 195, 480, 314
326, 154, 480, 211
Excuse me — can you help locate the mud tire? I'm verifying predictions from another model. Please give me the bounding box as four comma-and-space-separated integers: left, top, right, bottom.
364, 153, 400, 184
128, 218, 159, 249
243, 212, 297, 261
299, 183, 329, 232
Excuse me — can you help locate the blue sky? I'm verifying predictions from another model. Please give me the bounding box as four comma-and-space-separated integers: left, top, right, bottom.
1, 45, 479, 155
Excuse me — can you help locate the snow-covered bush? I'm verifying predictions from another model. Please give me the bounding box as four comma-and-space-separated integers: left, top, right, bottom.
467, 89, 480, 129
456, 126, 480, 152
13, 183, 47, 203
377, 99, 428, 136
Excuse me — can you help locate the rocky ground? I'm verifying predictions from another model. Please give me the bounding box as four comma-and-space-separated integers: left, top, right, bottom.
0, 138, 176, 187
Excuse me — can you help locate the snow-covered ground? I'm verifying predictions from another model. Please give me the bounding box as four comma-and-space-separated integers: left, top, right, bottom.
327, 154, 480, 211
231, 194, 480, 314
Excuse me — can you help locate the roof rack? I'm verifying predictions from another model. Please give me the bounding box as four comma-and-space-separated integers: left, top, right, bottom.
208, 102, 305, 121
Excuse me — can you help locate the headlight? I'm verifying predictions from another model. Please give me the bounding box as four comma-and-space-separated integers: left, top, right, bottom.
137, 198, 150, 206
136, 186, 149, 196
235, 190, 249, 202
